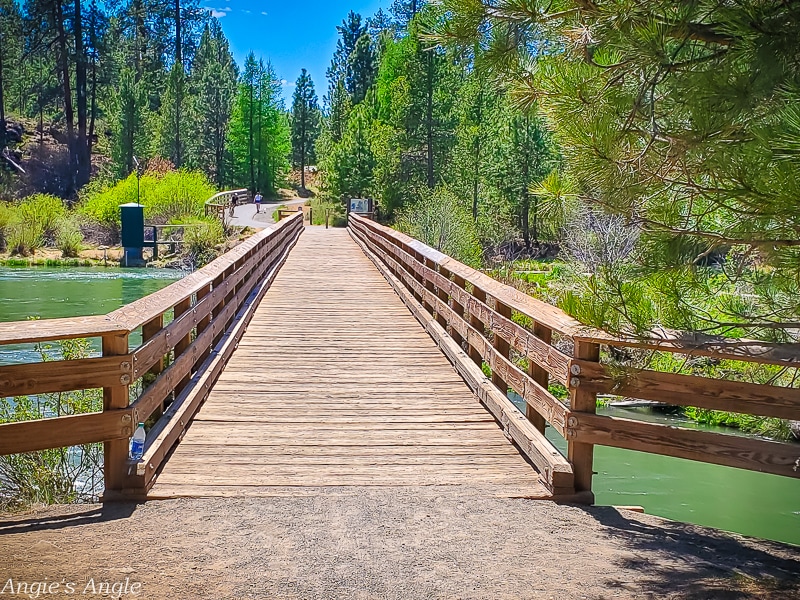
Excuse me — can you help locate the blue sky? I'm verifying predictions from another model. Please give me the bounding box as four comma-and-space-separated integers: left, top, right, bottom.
202, 1, 388, 104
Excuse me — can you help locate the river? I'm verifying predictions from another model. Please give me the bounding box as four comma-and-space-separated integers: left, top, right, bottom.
0, 267, 797, 546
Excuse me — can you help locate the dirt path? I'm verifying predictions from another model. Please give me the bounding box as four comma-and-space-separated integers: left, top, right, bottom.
1, 488, 797, 599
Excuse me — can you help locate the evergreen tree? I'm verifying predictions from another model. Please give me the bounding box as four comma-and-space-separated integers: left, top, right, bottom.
291, 69, 320, 190
0, 0, 23, 148
153, 61, 187, 166
435, 0, 800, 335
346, 34, 376, 105
109, 66, 149, 177
186, 21, 237, 185
226, 53, 290, 195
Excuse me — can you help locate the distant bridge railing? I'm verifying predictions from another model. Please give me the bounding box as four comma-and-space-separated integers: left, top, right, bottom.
0, 212, 304, 499
348, 214, 800, 500
205, 188, 249, 219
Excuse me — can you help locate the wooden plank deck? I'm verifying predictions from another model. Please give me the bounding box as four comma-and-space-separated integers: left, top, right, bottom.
148, 226, 549, 498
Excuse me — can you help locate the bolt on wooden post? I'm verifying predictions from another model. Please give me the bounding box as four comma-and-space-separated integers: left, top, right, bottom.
102, 332, 131, 493
568, 339, 601, 497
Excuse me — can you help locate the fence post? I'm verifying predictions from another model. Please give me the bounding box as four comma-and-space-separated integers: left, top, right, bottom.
568, 339, 600, 497
450, 275, 466, 348
102, 332, 131, 493
492, 300, 512, 392
142, 315, 165, 417
173, 298, 193, 395
468, 286, 487, 368
527, 321, 551, 433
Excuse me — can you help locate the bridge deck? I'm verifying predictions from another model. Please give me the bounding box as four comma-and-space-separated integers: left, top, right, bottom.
148, 227, 548, 498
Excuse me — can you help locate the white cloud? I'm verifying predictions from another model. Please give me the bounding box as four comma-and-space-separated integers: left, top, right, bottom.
261, 11, 268, 16
205, 6, 231, 17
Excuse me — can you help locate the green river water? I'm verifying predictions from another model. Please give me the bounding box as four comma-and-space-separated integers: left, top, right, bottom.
0, 267, 798, 546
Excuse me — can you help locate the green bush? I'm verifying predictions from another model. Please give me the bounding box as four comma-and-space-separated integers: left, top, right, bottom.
55, 215, 84, 257
0, 195, 68, 256
395, 186, 482, 267
182, 217, 225, 265
80, 170, 218, 228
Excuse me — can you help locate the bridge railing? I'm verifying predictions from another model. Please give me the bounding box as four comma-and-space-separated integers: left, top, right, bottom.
205, 188, 250, 219
348, 213, 800, 500
0, 212, 304, 499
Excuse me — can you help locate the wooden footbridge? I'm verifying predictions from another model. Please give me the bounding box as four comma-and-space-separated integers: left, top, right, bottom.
1, 212, 798, 502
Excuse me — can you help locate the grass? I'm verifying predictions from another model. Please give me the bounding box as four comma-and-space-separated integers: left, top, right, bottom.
308, 198, 346, 227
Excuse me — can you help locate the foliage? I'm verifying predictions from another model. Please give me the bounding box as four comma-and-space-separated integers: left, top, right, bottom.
226, 54, 291, 195
55, 214, 84, 257
0, 337, 103, 510
431, 0, 800, 340
0, 194, 66, 255
291, 69, 321, 188
181, 216, 225, 266
395, 185, 481, 266
79, 170, 216, 228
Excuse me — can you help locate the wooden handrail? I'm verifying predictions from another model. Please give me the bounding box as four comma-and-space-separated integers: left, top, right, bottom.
0, 212, 304, 498
204, 188, 249, 216
349, 214, 800, 499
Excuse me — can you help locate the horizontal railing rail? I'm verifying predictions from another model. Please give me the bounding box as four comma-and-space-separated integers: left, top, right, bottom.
204, 188, 250, 218
348, 214, 800, 500
0, 212, 304, 498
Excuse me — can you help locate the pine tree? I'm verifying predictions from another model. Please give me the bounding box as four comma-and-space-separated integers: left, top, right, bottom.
435, 0, 800, 335
291, 69, 320, 190
186, 21, 237, 185
346, 34, 376, 105
154, 61, 187, 166
109, 66, 149, 177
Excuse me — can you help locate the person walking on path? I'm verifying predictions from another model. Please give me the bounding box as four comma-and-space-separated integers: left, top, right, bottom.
254, 191, 263, 213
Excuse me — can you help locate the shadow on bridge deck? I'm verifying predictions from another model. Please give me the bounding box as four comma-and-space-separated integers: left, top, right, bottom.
147, 226, 550, 499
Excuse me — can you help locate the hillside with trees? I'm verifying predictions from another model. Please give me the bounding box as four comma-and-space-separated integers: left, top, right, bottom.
0, 0, 290, 199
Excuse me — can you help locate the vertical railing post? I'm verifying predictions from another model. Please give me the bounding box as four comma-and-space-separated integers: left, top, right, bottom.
419, 252, 433, 314
173, 298, 192, 395
195, 283, 213, 369
568, 340, 600, 496
212, 271, 227, 347
450, 274, 466, 348
468, 286, 487, 368
102, 332, 131, 493
142, 315, 165, 417
527, 321, 552, 433
436, 266, 451, 331
492, 300, 511, 392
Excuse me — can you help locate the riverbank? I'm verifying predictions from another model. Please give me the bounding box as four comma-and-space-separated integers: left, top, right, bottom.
1, 489, 797, 599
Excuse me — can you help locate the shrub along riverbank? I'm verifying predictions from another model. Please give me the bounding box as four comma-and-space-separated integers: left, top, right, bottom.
0, 169, 234, 268
486, 258, 798, 442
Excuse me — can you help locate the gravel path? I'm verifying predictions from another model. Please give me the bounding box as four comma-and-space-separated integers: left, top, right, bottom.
1, 487, 797, 599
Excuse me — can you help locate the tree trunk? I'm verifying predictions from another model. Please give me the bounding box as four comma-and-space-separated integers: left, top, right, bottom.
75, 0, 91, 187
174, 0, 182, 167
248, 83, 255, 192
425, 50, 434, 189
0, 27, 6, 149
521, 116, 531, 251
88, 6, 98, 158
300, 103, 306, 189
55, 0, 76, 193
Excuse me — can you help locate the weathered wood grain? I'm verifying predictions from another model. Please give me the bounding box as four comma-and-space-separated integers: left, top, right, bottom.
149, 227, 550, 499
